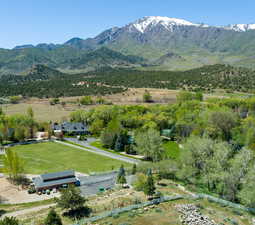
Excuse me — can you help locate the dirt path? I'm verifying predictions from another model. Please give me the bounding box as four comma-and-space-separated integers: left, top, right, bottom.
2, 203, 56, 218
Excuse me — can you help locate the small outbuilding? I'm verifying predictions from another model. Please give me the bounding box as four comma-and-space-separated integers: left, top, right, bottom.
32, 170, 79, 191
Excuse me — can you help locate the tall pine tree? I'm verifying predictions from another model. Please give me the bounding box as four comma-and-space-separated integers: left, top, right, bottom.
144, 173, 156, 197
117, 165, 127, 185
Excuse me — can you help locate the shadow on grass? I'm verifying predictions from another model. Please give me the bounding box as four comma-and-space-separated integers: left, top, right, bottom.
63, 206, 92, 220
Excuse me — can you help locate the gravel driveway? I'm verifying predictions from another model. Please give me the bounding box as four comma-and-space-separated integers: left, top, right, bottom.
59, 138, 139, 164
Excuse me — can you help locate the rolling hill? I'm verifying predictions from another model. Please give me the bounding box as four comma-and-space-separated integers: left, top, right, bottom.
1, 64, 255, 98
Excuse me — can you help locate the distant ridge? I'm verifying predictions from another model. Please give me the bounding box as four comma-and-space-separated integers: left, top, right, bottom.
1, 16, 255, 75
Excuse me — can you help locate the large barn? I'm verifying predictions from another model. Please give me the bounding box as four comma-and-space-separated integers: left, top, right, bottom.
32, 170, 79, 191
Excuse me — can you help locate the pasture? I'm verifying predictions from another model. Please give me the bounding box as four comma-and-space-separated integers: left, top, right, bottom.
11, 142, 130, 174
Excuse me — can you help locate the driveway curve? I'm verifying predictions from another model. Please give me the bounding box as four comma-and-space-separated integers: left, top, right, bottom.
55, 139, 139, 164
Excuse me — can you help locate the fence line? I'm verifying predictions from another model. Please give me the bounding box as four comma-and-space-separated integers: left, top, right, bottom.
73, 195, 185, 225
195, 193, 255, 214
72, 193, 255, 225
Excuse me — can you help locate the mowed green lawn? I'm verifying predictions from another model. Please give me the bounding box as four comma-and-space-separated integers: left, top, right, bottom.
11, 142, 130, 174
163, 141, 181, 160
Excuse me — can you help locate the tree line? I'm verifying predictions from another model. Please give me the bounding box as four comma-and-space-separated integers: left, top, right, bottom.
70, 93, 255, 207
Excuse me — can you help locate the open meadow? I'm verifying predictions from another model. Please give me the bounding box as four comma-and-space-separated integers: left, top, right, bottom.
2, 88, 180, 122
2, 87, 238, 122
11, 142, 130, 174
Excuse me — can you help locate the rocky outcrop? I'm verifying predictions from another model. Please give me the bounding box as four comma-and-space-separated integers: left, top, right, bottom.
176, 204, 218, 225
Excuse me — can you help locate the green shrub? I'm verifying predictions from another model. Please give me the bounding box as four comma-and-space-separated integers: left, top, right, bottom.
155, 208, 163, 213
230, 219, 239, 225
80, 96, 93, 105
232, 209, 243, 216
195, 203, 204, 210
128, 212, 136, 218
112, 213, 120, 219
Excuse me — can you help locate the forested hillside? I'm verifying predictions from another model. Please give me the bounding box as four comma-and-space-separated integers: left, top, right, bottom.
1, 64, 255, 98
88, 64, 255, 92
0, 47, 145, 75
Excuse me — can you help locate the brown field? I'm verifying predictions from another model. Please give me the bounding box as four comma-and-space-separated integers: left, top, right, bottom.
2, 88, 233, 122
2, 88, 179, 122
2, 100, 76, 122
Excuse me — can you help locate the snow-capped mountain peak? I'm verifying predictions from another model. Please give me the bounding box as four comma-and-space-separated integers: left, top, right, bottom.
224, 24, 255, 32
130, 16, 206, 33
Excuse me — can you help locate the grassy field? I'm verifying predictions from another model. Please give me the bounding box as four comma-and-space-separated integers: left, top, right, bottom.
163, 141, 181, 160
11, 142, 130, 174
1, 88, 179, 122
2, 101, 78, 122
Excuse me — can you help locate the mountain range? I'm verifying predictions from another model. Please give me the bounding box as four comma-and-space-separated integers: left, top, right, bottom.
1, 16, 255, 75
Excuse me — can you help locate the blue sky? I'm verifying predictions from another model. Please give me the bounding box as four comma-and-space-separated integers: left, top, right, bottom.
1, 0, 255, 49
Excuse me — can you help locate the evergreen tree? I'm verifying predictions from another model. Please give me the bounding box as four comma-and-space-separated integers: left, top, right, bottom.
26, 107, 37, 138
117, 165, 127, 185
144, 173, 156, 196
56, 185, 86, 212
132, 164, 137, 175
114, 135, 123, 151
44, 208, 62, 225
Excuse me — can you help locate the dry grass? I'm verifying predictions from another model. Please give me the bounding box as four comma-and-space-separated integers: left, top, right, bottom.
2, 101, 76, 122
2, 88, 179, 122
2, 88, 235, 122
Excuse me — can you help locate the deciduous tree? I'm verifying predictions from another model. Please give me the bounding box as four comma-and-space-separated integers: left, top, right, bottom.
44, 208, 62, 225
134, 129, 164, 162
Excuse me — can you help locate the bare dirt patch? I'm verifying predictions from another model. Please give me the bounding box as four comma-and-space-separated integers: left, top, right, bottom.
0, 177, 59, 204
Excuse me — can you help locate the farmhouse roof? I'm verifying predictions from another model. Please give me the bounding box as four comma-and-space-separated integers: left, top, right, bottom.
33, 170, 77, 189
52, 122, 88, 132
41, 170, 75, 181
33, 177, 77, 189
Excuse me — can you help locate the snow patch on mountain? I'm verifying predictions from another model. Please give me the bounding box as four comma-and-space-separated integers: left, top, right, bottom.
131, 16, 207, 33
224, 24, 255, 32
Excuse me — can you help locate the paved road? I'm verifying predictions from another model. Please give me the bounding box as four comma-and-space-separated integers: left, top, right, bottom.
57, 139, 139, 164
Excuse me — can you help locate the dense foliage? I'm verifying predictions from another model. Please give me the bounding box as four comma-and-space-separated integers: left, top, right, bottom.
1, 64, 255, 98
71, 95, 255, 206
0, 107, 52, 144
